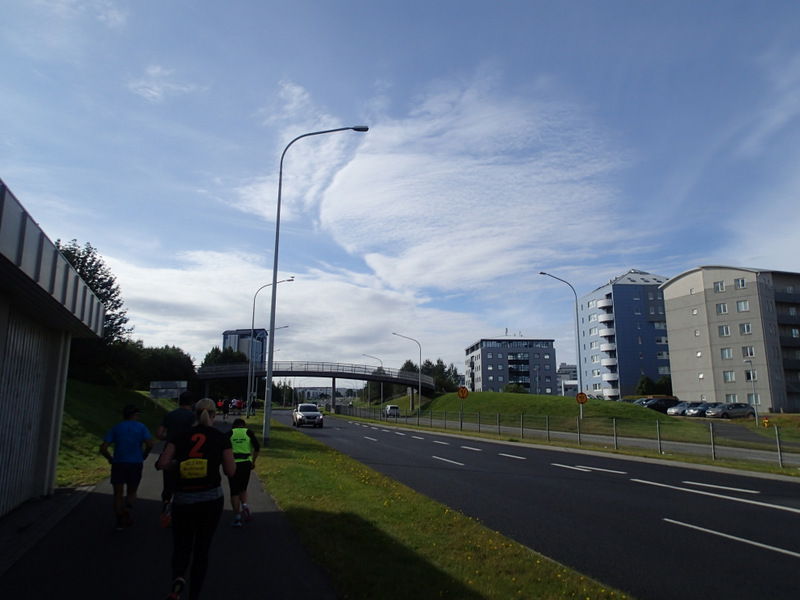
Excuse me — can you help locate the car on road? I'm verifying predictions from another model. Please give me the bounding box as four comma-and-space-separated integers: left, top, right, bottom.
667, 401, 702, 416
644, 397, 681, 413
684, 402, 722, 417
383, 404, 400, 417
705, 402, 756, 419
293, 403, 324, 428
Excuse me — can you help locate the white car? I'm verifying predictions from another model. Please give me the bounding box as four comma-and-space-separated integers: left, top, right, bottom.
383, 405, 400, 417
292, 403, 324, 428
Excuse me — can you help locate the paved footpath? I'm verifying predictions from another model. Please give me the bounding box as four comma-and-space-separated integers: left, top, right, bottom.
0, 419, 339, 600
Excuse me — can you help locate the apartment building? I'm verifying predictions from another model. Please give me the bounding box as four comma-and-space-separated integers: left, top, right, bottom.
222, 328, 267, 365
465, 337, 557, 393
579, 269, 670, 400
661, 266, 800, 413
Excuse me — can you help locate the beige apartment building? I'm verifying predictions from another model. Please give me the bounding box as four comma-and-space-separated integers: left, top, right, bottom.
660, 266, 800, 413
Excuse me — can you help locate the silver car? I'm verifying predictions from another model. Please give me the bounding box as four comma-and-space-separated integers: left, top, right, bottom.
705, 403, 755, 419
667, 401, 702, 416
292, 403, 324, 428
685, 402, 722, 417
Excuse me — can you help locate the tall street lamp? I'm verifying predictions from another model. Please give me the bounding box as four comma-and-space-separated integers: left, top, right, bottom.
263, 125, 369, 445
362, 353, 384, 407
539, 272, 583, 408
744, 358, 759, 423
247, 277, 294, 417
392, 332, 421, 412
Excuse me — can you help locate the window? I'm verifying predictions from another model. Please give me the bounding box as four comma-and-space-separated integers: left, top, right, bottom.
692, 308, 698, 315
714, 281, 725, 292
487, 365, 493, 371
725, 394, 738, 403
719, 325, 731, 337
745, 370, 757, 382
487, 352, 493, 359
658, 366, 670, 375
589, 313, 597, 322
721, 348, 733, 359
735, 278, 746, 289
590, 341, 599, 349
723, 370, 735, 383
737, 300, 750, 312
793, 328, 800, 339
790, 307, 798, 316
716, 303, 728, 315
696, 351, 702, 357
748, 393, 760, 405
592, 369, 600, 377
695, 330, 701, 337
498, 364, 503, 371
742, 346, 755, 358
591, 355, 600, 363
649, 306, 655, 315
589, 327, 598, 336
740, 323, 752, 335
787, 285, 795, 294
497, 353, 503, 359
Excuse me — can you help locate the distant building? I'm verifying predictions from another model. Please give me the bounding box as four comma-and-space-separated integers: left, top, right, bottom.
661, 266, 800, 413
223, 328, 267, 366
465, 337, 557, 393
579, 269, 670, 400
556, 363, 578, 396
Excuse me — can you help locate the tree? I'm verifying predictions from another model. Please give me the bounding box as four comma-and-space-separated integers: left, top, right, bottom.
501, 383, 527, 394
634, 375, 656, 396
55, 239, 132, 344
201, 346, 249, 366
654, 376, 673, 396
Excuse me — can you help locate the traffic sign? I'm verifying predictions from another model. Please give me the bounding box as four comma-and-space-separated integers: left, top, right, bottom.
576, 392, 588, 405
458, 386, 469, 399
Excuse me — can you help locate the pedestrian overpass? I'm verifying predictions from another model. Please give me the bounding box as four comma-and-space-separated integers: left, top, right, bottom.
196, 360, 436, 393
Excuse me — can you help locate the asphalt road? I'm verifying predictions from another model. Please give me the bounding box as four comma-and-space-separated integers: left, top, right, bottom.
278, 412, 800, 600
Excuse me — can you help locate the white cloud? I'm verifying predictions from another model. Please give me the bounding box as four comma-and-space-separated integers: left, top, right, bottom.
128, 65, 204, 103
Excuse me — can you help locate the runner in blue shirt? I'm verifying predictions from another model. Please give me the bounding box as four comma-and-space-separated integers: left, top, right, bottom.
100, 404, 153, 531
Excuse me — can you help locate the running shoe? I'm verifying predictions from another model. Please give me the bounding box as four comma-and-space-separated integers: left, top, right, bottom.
242, 505, 252, 523
114, 516, 125, 531
160, 501, 172, 528
122, 508, 133, 527
166, 577, 185, 600
231, 517, 243, 528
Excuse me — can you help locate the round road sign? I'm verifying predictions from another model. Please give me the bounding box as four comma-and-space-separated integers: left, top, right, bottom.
576, 392, 588, 405
458, 386, 469, 399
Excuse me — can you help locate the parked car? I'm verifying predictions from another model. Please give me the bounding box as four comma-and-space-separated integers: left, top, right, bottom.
705, 403, 756, 419
383, 404, 400, 417
632, 398, 650, 406
685, 402, 722, 417
292, 403, 324, 428
667, 401, 702, 416
644, 397, 681, 413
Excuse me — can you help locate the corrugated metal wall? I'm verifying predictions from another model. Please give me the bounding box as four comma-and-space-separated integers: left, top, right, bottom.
0, 307, 63, 516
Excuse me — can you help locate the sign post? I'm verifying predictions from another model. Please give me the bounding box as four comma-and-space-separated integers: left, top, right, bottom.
576, 392, 588, 419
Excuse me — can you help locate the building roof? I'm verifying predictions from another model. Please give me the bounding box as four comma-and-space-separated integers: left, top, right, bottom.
585, 269, 669, 295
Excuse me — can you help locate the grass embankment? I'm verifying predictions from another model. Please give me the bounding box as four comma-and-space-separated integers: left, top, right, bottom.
59, 382, 629, 599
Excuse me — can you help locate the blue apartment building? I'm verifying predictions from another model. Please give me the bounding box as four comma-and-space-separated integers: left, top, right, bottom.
579, 269, 670, 399
465, 336, 557, 394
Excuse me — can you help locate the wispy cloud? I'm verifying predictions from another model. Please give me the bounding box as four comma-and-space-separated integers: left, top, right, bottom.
128, 65, 204, 102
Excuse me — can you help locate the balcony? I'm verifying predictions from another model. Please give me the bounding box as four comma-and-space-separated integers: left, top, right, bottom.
597, 298, 613, 309
602, 372, 619, 382
599, 327, 616, 338
598, 313, 614, 324
600, 342, 617, 352
603, 388, 620, 399
601, 357, 618, 367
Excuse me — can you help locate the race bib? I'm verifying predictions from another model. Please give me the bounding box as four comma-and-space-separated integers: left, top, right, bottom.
180, 458, 208, 479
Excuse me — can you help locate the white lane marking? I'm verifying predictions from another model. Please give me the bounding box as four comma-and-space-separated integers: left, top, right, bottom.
412, 435, 425, 440
632, 479, 800, 515
576, 466, 627, 475
433, 455, 465, 466
682, 481, 760, 494
433, 440, 450, 445
461, 446, 482, 452
552, 463, 592, 472
499, 453, 526, 460
381, 429, 390, 433
394, 432, 406, 436
664, 519, 800, 559
364, 436, 378, 442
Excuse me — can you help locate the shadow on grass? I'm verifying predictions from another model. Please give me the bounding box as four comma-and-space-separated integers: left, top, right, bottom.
284, 507, 487, 600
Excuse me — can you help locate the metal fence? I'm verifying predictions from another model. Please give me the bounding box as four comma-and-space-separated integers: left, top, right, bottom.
340, 406, 800, 469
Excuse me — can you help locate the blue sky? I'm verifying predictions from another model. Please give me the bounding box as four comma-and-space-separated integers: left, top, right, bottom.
3, 1, 800, 378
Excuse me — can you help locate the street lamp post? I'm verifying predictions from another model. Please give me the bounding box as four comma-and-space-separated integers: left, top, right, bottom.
362, 353, 384, 408
263, 125, 369, 445
392, 332, 421, 412
247, 277, 294, 417
540, 271, 583, 416
744, 358, 759, 423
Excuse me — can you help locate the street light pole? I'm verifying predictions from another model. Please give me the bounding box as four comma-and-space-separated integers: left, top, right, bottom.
392, 332, 421, 412
247, 277, 294, 417
540, 271, 583, 415
263, 125, 369, 445
362, 353, 384, 407
744, 358, 759, 423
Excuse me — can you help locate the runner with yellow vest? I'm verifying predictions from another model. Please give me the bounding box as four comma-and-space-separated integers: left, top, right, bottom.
226, 418, 261, 527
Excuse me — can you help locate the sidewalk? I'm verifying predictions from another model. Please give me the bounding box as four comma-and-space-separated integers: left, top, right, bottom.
0, 420, 339, 600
